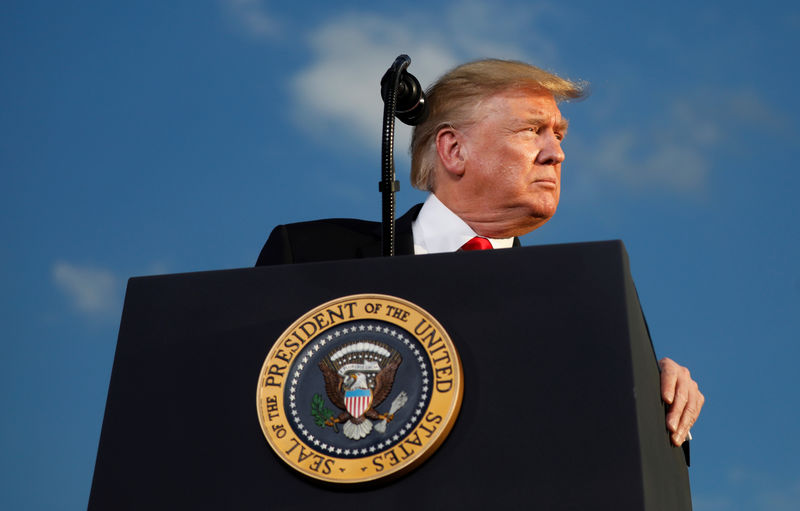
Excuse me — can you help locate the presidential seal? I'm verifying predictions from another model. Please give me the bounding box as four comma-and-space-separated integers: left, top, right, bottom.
256, 294, 463, 484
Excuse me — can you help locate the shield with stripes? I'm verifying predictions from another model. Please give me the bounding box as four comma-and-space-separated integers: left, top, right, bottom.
344, 388, 373, 419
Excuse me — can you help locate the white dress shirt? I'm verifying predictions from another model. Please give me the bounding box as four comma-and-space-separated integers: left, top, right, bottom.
411, 194, 515, 254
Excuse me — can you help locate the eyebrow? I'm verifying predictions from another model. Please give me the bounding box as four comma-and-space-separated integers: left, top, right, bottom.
555, 118, 569, 136
522, 116, 569, 134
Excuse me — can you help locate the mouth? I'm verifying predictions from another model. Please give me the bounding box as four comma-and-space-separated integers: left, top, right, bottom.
532, 177, 557, 188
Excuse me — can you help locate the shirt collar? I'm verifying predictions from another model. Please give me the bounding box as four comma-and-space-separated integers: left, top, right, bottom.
411, 194, 515, 254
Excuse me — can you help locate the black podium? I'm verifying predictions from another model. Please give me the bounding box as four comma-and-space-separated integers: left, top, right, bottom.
89, 240, 691, 509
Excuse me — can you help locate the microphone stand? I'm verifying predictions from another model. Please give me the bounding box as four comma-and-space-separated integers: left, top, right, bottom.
379, 54, 427, 257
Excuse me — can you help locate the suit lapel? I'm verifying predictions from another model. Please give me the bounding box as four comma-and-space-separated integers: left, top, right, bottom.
395, 203, 422, 255
360, 204, 422, 258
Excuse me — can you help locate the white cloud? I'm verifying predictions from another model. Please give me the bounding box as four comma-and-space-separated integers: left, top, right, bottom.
443, 0, 555, 63
287, 2, 785, 198
289, 1, 553, 156
222, 0, 280, 39
52, 261, 120, 317
290, 13, 459, 154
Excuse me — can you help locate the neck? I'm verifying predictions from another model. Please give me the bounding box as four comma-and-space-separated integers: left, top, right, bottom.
432, 191, 548, 238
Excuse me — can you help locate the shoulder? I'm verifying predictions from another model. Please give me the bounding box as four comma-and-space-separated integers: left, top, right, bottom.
255, 217, 382, 266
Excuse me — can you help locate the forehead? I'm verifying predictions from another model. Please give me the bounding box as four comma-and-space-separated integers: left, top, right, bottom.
476, 89, 562, 123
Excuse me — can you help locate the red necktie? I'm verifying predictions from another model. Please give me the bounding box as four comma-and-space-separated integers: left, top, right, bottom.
460, 236, 493, 251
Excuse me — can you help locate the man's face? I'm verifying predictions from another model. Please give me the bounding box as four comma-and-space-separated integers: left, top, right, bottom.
455, 89, 567, 237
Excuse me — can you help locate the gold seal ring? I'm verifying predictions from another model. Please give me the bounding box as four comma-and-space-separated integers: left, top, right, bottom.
256, 294, 463, 483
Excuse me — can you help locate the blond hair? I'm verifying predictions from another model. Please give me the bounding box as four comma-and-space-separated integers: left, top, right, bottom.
409, 59, 586, 191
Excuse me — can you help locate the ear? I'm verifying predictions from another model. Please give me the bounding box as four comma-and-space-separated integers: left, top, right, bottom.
435, 126, 467, 177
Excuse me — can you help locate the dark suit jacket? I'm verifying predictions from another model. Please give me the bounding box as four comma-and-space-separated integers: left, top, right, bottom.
255, 205, 422, 266
255, 203, 521, 266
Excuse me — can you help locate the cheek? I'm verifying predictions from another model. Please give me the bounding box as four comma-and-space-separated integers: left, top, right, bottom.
466, 145, 531, 196
489, 167, 530, 205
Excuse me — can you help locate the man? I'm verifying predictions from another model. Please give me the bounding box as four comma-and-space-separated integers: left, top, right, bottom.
256, 59, 704, 446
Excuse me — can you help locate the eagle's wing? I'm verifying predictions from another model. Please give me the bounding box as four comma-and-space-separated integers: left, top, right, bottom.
318, 361, 346, 410
372, 355, 402, 407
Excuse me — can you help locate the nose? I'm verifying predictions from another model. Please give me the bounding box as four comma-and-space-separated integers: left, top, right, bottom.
537, 133, 565, 165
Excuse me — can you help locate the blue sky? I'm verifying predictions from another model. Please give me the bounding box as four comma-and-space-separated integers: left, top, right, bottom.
2, 1, 799, 509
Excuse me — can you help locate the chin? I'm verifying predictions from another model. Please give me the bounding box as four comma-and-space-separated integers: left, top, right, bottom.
505, 213, 554, 238
526, 201, 558, 222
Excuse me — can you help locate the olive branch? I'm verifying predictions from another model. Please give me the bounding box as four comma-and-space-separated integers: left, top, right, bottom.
311, 393, 334, 428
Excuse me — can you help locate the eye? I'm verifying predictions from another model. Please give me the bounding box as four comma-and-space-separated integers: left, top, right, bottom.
526, 126, 539, 134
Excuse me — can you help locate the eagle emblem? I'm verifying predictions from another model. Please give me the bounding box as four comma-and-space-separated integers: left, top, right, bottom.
257, 294, 464, 483
314, 341, 407, 440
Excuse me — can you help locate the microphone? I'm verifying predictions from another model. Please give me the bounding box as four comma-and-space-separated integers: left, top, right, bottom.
380, 56, 429, 126
379, 54, 427, 257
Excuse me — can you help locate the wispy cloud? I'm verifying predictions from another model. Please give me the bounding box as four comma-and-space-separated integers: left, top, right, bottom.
569, 89, 783, 195
693, 468, 800, 511
283, 1, 783, 198
289, 1, 553, 156
758, 478, 800, 511
144, 261, 171, 276
290, 13, 459, 153
221, 0, 280, 39
52, 261, 121, 318
691, 494, 734, 511
51, 260, 175, 320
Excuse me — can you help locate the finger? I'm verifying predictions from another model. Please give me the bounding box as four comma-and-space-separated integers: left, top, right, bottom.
659, 357, 678, 404
666, 384, 689, 434
673, 388, 705, 446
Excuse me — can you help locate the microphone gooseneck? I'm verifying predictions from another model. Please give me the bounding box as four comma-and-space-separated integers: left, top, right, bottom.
379, 55, 428, 257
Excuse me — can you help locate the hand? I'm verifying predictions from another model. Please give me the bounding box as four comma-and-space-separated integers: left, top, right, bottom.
659, 357, 704, 446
